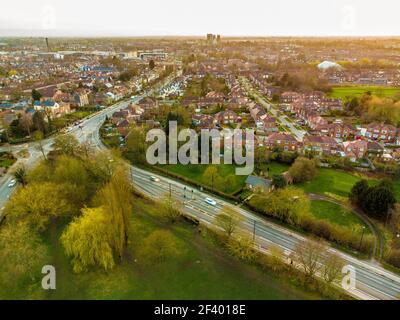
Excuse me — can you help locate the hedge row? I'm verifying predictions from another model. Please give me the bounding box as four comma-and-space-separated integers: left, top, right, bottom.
247, 201, 374, 256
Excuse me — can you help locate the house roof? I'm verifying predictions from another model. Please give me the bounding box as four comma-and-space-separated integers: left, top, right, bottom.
304, 135, 338, 145
34, 100, 57, 107
266, 132, 297, 143
245, 175, 272, 188
367, 141, 384, 151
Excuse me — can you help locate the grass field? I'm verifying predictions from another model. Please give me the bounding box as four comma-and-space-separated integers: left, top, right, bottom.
2, 197, 323, 300
299, 168, 362, 198
297, 167, 400, 202
310, 200, 370, 232
258, 162, 290, 177
161, 164, 247, 194
330, 86, 400, 100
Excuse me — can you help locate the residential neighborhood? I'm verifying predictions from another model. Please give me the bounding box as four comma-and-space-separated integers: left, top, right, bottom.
1, 0, 400, 308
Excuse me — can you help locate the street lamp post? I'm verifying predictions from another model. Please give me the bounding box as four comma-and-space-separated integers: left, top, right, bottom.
358, 226, 366, 252
252, 220, 257, 242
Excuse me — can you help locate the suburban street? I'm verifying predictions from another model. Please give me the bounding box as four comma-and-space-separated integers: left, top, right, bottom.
241, 78, 307, 141
0, 75, 175, 213
0, 76, 399, 301
125, 166, 400, 300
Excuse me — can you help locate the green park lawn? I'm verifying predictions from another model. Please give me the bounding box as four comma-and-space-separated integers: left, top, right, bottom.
310, 200, 370, 232
258, 162, 290, 177
3, 197, 322, 300
161, 164, 247, 194
299, 168, 362, 199
298, 167, 400, 202
329, 86, 400, 100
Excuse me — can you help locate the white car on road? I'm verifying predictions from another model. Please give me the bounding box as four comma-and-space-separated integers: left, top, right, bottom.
149, 176, 160, 182
7, 179, 16, 188
204, 197, 217, 206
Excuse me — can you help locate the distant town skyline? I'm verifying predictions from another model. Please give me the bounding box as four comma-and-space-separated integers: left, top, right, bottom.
0, 0, 399, 37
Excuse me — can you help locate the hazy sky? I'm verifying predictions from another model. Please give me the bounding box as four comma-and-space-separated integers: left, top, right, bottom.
0, 0, 399, 37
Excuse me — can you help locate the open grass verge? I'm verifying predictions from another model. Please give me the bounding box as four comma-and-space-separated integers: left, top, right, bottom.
310, 200, 370, 233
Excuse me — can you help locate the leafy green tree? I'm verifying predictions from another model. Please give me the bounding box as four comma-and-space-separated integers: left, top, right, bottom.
227, 235, 256, 262
53, 134, 81, 157
288, 157, 317, 183
31, 89, 42, 101
27, 161, 53, 184
223, 175, 236, 193
139, 230, 180, 263
165, 107, 191, 130
61, 207, 115, 273
346, 97, 359, 112
9, 118, 25, 137
379, 178, 395, 192
125, 126, 147, 164
52, 155, 90, 207
362, 185, 396, 219
254, 146, 269, 171
118, 68, 138, 82
94, 167, 133, 258
149, 59, 155, 70
0, 221, 49, 293
272, 174, 287, 189
250, 188, 311, 226
203, 166, 220, 191
266, 244, 286, 272
349, 179, 369, 206
12, 165, 28, 187
4, 182, 74, 231
351, 179, 396, 219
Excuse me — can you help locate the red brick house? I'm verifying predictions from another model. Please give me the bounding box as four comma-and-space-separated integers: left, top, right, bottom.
364, 122, 397, 143
307, 115, 328, 130
263, 132, 301, 152
214, 110, 238, 125
343, 140, 368, 159
314, 122, 355, 140
281, 92, 301, 103
303, 135, 341, 156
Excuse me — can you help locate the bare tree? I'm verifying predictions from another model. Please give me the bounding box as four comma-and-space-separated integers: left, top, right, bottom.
159, 194, 183, 223
214, 206, 243, 239
291, 238, 326, 279
19, 113, 32, 137
33, 131, 47, 160
322, 252, 345, 284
